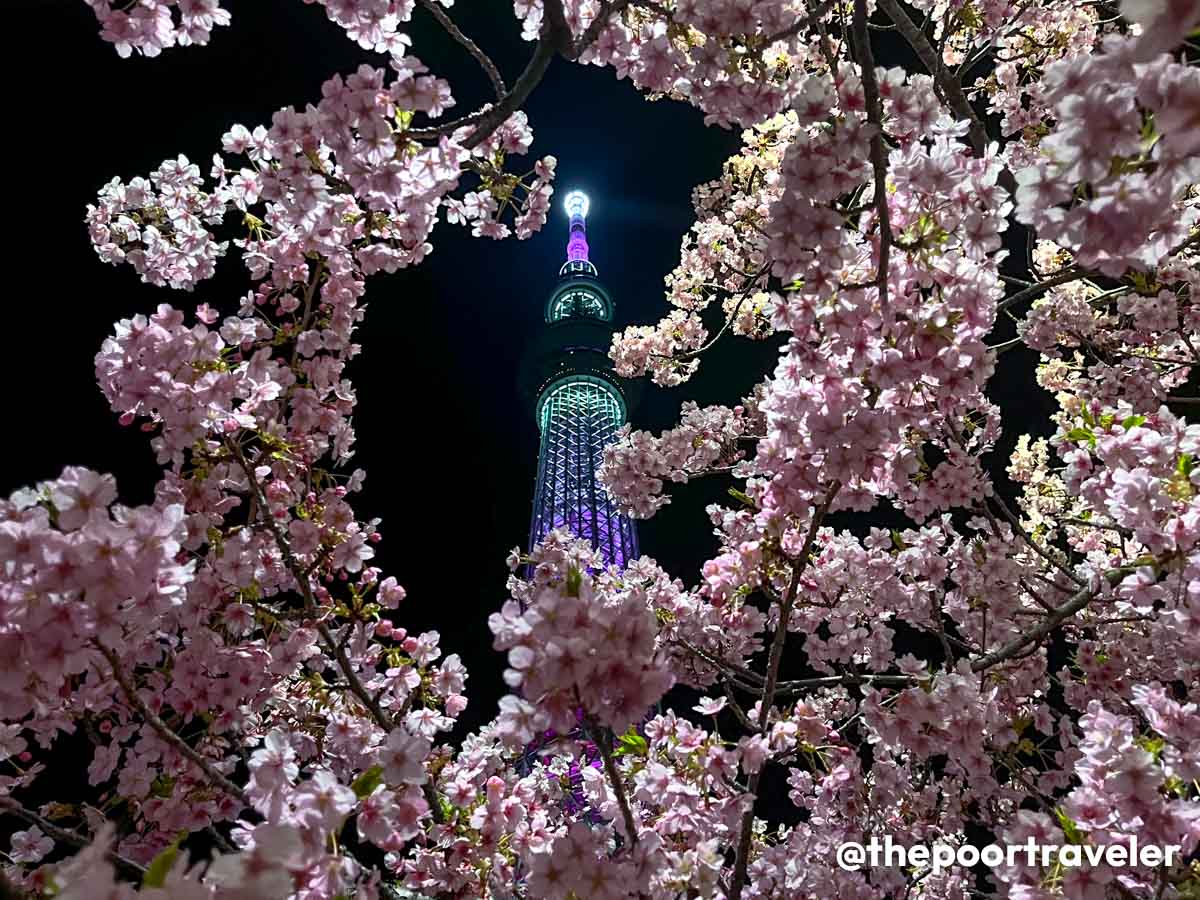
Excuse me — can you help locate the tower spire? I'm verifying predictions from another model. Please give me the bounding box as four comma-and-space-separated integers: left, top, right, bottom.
521, 189, 639, 571
563, 190, 590, 265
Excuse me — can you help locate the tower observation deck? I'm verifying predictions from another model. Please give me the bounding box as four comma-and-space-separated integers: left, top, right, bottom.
521, 191, 639, 567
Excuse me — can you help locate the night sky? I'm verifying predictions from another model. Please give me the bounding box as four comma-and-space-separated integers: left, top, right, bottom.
6, 1, 1058, 737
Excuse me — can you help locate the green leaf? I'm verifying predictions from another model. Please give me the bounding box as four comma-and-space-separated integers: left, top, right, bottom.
1136, 734, 1165, 760
614, 728, 648, 758
1164, 774, 1189, 798
1122, 415, 1146, 429
1080, 407, 1095, 427
1065, 427, 1094, 447
1054, 807, 1087, 845
149, 774, 176, 799
1179, 453, 1194, 477
142, 833, 186, 888
727, 488, 755, 508
890, 529, 908, 551
566, 565, 582, 598
351, 764, 384, 799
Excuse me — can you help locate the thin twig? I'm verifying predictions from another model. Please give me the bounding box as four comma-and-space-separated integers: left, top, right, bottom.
656, 265, 771, 361
675, 638, 765, 684
97, 643, 248, 807
728, 482, 841, 900
852, 0, 892, 328
0, 797, 146, 881
416, 0, 507, 99
721, 678, 761, 733
876, 0, 989, 157
971, 564, 1140, 671
774, 673, 918, 694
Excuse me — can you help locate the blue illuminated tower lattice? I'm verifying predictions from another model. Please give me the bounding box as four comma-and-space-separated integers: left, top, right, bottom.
523, 191, 639, 568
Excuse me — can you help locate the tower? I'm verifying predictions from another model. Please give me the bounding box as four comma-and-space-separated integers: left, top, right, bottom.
522, 191, 639, 567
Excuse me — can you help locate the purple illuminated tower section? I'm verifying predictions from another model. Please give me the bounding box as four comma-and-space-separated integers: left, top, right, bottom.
565, 190, 590, 262
526, 191, 639, 568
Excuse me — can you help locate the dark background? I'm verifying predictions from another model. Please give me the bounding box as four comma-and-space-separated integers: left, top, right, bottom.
5, 1, 1060, 739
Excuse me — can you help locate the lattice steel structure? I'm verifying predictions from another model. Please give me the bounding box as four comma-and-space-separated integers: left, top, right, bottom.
524, 192, 638, 568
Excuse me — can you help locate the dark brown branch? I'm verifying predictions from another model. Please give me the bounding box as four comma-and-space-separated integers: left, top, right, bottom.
852, 0, 892, 327
971, 564, 1139, 671
416, 0, 507, 99
462, 9, 570, 150
97, 643, 248, 807
996, 268, 1089, 313
408, 3, 571, 146
729, 481, 841, 900
876, 0, 989, 157
0, 797, 146, 881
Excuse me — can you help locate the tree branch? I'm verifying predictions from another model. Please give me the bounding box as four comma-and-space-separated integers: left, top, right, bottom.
0, 797, 146, 882
97, 643, 249, 807
589, 718, 640, 846
416, 0, 507, 99
852, 0, 892, 328
408, 3, 571, 147
970, 564, 1139, 672
876, 0, 988, 156
728, 481, 841, 900
996, 268, 1090, 314
461, 9, 570, 150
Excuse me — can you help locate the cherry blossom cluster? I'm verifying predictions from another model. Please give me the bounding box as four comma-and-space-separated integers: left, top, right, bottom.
490, 530, 674, 741
608, 66, 1010, 528
85, 0, 230, 57
88, 54, 555, 290
0, 468, 192, 764
998, 687, 1200, 898
1013, 36, 1200, 276
88, 158, 228, 291
599, 401, 747, 517
515, 0, 826, 129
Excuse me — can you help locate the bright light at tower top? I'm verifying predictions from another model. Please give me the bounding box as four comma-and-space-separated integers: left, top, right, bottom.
564, 190, 590, 220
